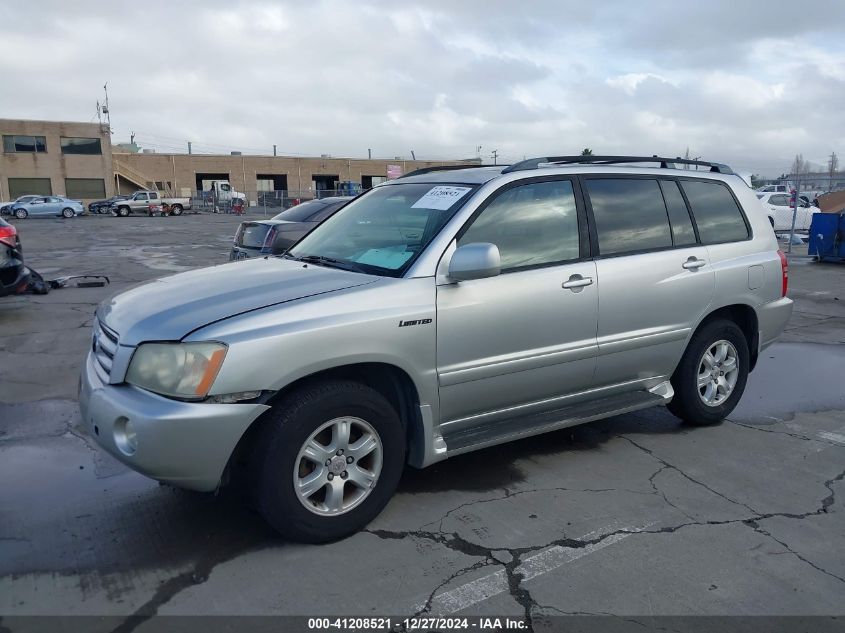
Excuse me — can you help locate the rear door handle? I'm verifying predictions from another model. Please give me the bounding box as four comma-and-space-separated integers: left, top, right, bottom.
682, 257, 706, 270
562, 275, 593, 290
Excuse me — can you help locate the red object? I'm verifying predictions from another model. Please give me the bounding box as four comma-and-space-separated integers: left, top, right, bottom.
777, 250, 788, 297
0, 224, 17, 248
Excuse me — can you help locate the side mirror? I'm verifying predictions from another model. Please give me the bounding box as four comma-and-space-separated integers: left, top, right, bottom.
448, 243, 501, 281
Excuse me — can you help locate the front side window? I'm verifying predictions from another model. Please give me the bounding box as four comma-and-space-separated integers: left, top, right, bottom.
458, 179, 580, 270
60, 137, 102, 155
586, 179, 672, 255
3, 135, 47, 153
769, 194, 790, 207
289, 183, 476, 277
681, 180, 749, 244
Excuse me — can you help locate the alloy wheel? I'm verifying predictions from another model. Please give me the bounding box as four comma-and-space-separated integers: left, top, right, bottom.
293, 416, 383, 516
697, 340, 739, 407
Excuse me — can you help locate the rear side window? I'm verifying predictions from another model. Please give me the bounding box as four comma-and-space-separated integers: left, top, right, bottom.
681, 181, 749, 243
458, 179, 580, 271
769, 194, 790, 207
659, 180, 697, 246
585, 179, 672, 255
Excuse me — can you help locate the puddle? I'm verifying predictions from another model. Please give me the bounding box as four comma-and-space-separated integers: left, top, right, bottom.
731, 342, 845, 423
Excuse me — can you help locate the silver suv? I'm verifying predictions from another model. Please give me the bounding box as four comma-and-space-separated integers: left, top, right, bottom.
79, 156, 793, 542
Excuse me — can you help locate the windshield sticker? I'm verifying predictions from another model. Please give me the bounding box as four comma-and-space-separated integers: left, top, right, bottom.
355, 248, 414, 269
411, 186, 472, 210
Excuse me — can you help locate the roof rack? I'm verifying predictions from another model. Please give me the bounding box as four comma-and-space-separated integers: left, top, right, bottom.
400, 164, 500, 178
501, 155, 734, 175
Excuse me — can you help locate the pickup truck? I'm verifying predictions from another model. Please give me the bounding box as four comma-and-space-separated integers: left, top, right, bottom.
111, 191, 193, 217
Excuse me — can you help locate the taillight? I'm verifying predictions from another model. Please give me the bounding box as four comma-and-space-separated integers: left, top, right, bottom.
777, 250, 788, 297
262, 227, 278, 251
0, 225, 17, 248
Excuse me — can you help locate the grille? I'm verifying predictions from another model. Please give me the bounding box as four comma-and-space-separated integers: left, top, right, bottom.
92, 318, 119, 383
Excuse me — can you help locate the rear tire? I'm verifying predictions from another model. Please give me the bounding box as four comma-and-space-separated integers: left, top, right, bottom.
170, 204, 183, 216
62, 208, 74, 218
668, 319, 749, 426
250, 380, 405, 543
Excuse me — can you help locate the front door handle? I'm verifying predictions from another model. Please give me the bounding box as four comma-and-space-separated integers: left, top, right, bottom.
682, 257, 706, 270
562, 274, 594, 291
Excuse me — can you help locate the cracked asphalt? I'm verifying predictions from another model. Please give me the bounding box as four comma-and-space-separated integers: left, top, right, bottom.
1, 213, 844, 624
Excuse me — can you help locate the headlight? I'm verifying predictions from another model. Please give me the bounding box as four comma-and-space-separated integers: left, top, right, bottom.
125, 342, 227, 399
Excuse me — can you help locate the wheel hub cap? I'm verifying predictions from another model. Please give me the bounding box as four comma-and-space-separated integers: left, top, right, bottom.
328, 455, 346, 475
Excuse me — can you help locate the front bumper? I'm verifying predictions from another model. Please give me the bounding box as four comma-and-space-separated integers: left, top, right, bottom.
78, 350, 270, 491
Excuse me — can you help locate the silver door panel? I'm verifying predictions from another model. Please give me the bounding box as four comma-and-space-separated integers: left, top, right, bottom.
592, 249, 714, 386
436, 261, 598, 424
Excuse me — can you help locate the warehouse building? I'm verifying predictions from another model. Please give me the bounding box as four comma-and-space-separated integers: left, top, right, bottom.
0, 118, 472, 203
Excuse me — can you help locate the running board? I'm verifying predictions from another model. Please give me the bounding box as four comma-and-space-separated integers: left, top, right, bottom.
443, 385, 672, 456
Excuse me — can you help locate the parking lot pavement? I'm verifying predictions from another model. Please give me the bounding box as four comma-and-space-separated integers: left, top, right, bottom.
1, 215, 844, 621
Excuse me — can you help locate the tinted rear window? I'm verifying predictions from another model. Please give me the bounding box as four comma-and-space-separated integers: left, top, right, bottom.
272, 200, 328, 222
681, 181, 749, 243
238, 223, 272, 248
586, 179, 672, 255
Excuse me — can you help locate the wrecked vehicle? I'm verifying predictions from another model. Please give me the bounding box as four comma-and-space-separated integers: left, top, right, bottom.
0, 218, 28, 296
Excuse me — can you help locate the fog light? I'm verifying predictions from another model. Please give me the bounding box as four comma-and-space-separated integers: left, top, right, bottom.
114, 417, 138, 456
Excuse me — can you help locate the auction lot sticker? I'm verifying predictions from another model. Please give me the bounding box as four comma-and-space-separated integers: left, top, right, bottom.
412, 186, 472, 210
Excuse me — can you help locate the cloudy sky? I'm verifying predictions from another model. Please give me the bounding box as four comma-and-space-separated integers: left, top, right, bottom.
2, 0, 844, 176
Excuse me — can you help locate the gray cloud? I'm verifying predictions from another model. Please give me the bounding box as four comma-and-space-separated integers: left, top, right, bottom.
0, 0, 842, 175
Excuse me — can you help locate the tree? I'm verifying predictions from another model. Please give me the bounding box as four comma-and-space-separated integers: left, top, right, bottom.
790, 153, 809, 178
580, 148, 593, 155
828, 152, 839, 190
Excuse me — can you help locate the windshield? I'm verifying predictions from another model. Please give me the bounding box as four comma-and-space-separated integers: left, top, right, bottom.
272, 199, 329, 222
288, 182, 476, 277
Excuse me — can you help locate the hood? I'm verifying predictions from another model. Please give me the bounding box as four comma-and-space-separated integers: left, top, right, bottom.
98, 257, 378, 345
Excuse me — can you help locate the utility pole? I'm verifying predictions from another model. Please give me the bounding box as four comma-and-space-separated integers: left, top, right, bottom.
273, 144, 277, 157
491, 150, 498, 165
368, 148, 372, 160
187, 141, 192, 155
411, 150, 416, 160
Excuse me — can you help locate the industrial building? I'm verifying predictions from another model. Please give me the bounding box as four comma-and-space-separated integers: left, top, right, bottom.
0, 118, 472, 203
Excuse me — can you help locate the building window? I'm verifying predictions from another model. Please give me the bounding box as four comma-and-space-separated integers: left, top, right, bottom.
3, 135, 47, 153
65, 178, 106, 199
60, 137, 102, 155
8, 177, 52, 198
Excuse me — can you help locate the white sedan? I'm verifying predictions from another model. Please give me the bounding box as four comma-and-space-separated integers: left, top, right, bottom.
755, 192, 817, 231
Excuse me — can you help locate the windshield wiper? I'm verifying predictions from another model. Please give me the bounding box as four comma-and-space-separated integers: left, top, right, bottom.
292, 254, 367, 273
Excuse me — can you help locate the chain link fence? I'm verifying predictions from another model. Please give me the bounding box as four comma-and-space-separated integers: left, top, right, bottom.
185, 188, 359, 218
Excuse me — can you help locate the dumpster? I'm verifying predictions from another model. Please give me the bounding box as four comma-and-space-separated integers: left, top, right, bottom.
808, 212, 845, 262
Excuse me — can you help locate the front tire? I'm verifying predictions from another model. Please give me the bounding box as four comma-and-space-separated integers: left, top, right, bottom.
117, 206, 130, 217
15, 208, 27, 219
251, 380, 405, 542
62, 208, 74, 218
667, 319, 749, 426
